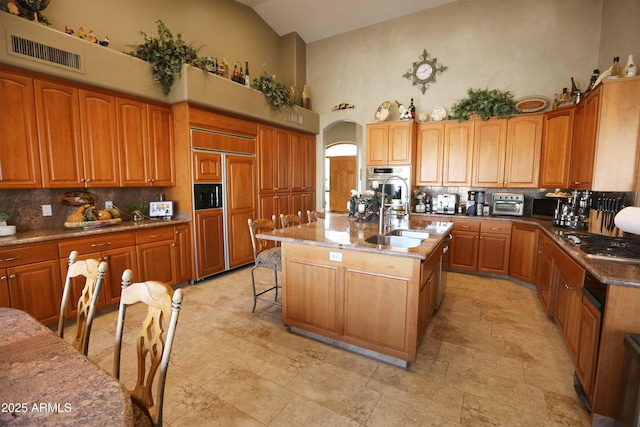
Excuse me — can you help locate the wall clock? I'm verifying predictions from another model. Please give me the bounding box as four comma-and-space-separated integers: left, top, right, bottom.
402, 48, 448, 94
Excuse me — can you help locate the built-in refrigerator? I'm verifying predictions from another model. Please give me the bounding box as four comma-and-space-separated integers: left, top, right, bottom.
192, 138, 256, 280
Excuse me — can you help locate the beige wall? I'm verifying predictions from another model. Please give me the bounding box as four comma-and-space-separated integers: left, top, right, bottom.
307, 0, 604, 135
598, 0, 640, 72
43, 0, 287, 81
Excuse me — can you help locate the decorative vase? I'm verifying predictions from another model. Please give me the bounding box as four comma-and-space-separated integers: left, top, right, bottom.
623, 54, 637, 77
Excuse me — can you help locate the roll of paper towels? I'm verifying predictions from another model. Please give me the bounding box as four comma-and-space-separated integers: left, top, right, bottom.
614, 207, 640, 235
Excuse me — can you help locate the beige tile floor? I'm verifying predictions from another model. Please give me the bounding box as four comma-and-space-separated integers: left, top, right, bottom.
72, 268, 592, 426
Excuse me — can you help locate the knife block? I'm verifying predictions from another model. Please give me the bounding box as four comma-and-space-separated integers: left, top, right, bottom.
588, 210, 624, 237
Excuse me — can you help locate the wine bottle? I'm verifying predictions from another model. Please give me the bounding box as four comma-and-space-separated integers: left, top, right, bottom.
232, 63, 239, 82
244, 60, 251, 86
570, 77, 580, 103
584, 69, 599, 95
611, 56, 622, 78
239, 67, 244, 85
408, 98, 416, 119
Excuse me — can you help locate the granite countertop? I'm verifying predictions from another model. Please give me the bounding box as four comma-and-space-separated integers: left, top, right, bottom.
0, 308, 132, 426
411, 212, 640, 287
257, 214, 453, 260
0, 218, 190, 247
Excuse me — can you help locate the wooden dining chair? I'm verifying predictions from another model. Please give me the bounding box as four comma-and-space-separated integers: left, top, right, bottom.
248, 216, 281, 312
114, 269, 183, 427
280, 211, 302, 228
307, 209, 325, 223
57, 250, 107, 356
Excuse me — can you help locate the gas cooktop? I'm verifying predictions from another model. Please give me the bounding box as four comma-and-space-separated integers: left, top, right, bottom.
562, 231, 640, 263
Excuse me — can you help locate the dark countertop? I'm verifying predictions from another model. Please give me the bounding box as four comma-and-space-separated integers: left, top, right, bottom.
411, 212, 640, 287
0, 217, 190, 248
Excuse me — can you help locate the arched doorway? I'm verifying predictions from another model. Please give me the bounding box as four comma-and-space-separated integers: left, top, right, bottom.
326, 143, 356, 212
322, 120, 363, 212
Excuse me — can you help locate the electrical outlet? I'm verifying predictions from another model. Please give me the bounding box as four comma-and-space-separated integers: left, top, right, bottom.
329, 251, 342, 262
42, 205, 52, 216
105, 201, 113, 209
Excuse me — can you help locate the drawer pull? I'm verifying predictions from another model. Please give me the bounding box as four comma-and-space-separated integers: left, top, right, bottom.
0, 256, 21, 263
90, 242, 111, 247
147, 235, 163, 239
461, 225, 471, 228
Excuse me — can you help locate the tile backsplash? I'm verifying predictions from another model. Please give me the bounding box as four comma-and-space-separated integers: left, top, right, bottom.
0, 187, 166, 231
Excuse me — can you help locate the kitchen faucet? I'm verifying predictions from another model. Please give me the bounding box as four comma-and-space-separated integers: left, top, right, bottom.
378, 175, 409, 234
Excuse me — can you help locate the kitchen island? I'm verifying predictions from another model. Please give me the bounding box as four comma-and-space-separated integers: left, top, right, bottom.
257, 214, 452, 367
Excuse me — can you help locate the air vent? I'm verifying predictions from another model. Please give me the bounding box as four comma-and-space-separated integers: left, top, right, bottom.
8, 35, 84, 72
285, 111, 303, 124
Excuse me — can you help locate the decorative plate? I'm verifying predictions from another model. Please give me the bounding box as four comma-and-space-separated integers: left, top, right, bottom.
514, 96, 550, 113
430, 106, 447, 121
374, 101, 393, 122
64, 218, 122, 229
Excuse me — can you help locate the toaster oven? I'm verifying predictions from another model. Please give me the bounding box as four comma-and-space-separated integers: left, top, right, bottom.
492, 193, 524, 216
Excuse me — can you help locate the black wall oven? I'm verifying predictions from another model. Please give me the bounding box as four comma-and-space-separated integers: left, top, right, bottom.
194, 183, 223, 210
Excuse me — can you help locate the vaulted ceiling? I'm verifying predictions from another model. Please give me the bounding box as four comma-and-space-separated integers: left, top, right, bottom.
235, 0, 458, 43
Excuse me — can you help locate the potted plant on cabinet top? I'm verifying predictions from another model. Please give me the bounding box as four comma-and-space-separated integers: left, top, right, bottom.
450, 88, 520, 121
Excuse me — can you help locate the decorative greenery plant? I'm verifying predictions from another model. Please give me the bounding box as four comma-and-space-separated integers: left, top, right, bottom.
128, 20, 215, 96
252, 70, 296, 110
450, 88, 520, 121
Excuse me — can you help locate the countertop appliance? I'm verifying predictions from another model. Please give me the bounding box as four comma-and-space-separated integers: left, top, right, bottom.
531, 197, 566, 219
492, 193, 524, 216
466, 190, 486, 216
435, 193, 457, 215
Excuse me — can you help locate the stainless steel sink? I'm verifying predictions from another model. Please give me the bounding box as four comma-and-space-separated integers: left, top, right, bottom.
385, 229, 431, 239
364, 234, 423, 248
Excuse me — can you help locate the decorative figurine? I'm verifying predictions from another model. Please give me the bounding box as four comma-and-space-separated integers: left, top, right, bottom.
77, 26, 87, 39
99, 36, 110, 47
64, 25, 74, 35
87, 30, 97, 43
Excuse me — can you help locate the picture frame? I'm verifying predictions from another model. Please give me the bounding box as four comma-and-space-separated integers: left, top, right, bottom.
149, 201, 174, 219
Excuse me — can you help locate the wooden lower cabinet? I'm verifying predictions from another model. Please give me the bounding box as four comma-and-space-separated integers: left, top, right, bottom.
418, 249, 440, 340
553, 249, 585, 359
59, 232, 138, 311
136, 227, 177, 285
575, 293, 601, 407
449, 220, 480, 271
0, 242, 62, 324
195, 209, 225, 278
478, 222, 511, 274
173, 223, 192, 284
449, 219, 511, 275
508, 223, 539, 283
282, 242, 423, 362
535, 234, 556, 315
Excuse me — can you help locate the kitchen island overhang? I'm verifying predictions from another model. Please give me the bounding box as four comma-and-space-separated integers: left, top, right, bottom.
256, 214, 453, 367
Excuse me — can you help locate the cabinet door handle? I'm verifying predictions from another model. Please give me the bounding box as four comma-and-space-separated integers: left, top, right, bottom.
8, 274, 16, 279
90, 242, 111, 247
0, 275, 6, 280
0, 256, 21, 263
565, 283, 572, 290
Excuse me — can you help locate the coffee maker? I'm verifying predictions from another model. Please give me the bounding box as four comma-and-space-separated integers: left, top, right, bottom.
466, 191, 486, 216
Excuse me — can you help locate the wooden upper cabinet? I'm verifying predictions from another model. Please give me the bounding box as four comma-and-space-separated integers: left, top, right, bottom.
119, 100, 175, 187
569, 89, 598, 189
540, 108, 574, 188
504, 114, 542, 188
472, 118, 507, 187
193, 151, 222, 182
366, 121, 416, 166
117, 98, 149, 186
291, 132, 316, 191
443, 121, 474, 186
78, 89, 120, 187
590, 77, 640, 191
147, 105, 175, 186
258, 124, 290, 192
472, 115, 542, 188
0, 70, 41, 189
415, 122, 445, 185
34, 79, 83, 188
